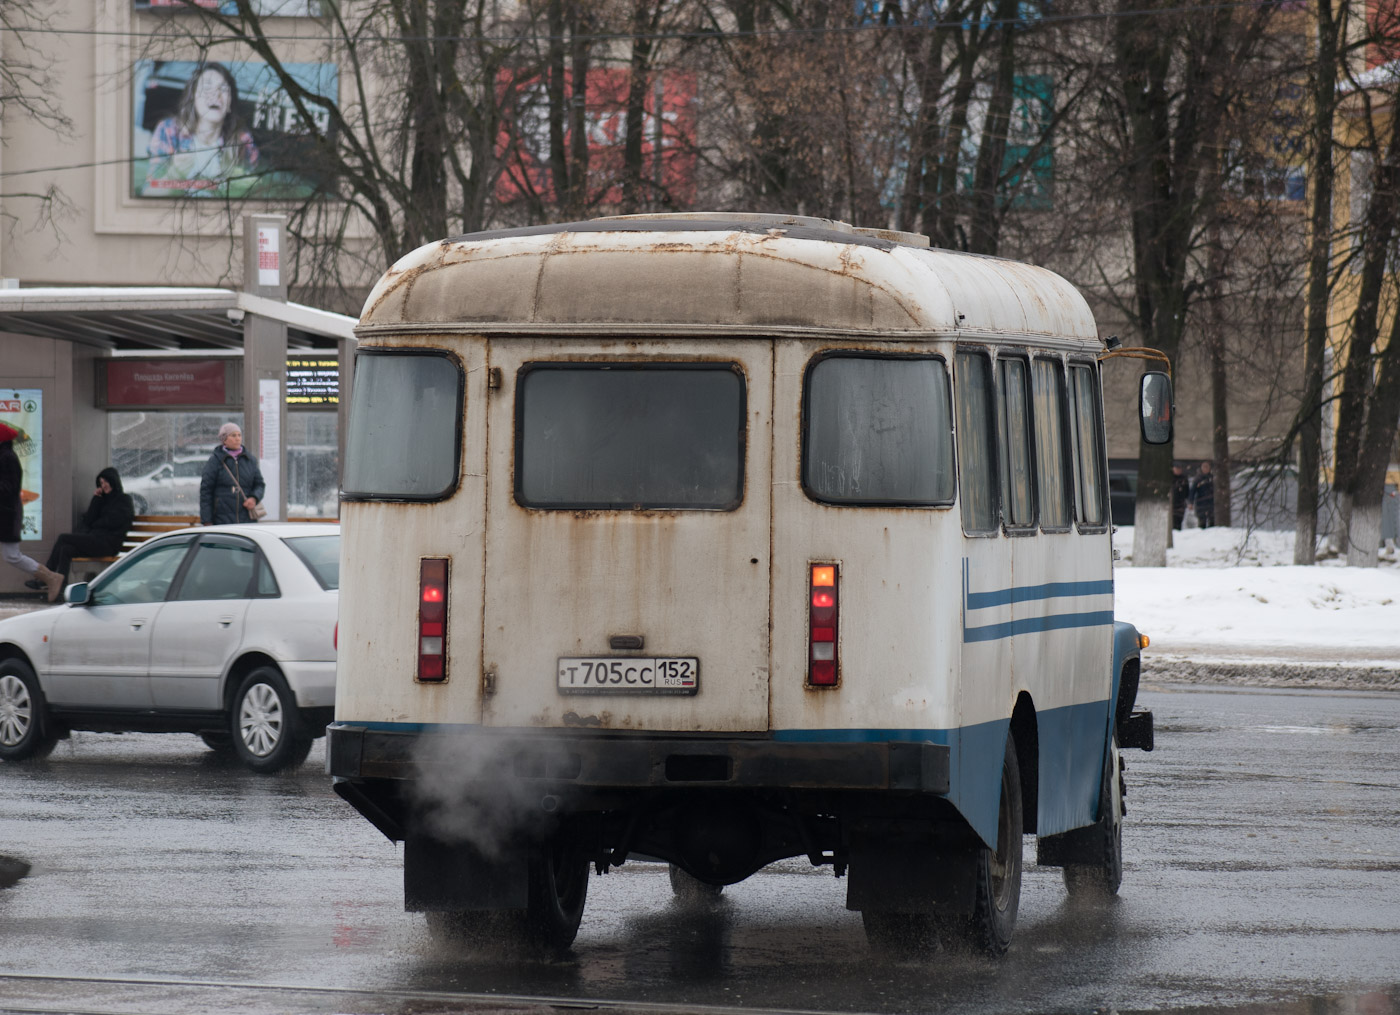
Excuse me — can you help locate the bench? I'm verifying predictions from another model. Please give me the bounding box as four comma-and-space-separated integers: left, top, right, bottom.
69, 513, 338, 582
69, 515, 200, 582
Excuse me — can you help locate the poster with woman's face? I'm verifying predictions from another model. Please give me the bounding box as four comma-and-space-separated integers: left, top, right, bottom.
131, 59, 338, 200
134, 1, 323, 14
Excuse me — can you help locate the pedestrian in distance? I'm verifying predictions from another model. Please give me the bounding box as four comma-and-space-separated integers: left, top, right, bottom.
0, 421, 64, 602
1191, 461, 1215, 529
1171, 464, 1191, 531
25, 467, 134, 600
200, 422, 266, 525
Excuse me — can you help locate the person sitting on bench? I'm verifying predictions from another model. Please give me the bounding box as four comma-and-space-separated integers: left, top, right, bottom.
26, 467, 134, 599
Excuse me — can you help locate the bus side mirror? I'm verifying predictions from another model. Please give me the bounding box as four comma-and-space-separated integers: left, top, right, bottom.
1140, 372, 1174, 445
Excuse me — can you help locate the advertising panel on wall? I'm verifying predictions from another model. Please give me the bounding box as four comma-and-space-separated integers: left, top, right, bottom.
0, 390, 43, 541
132, 59, 338, 200
134, 1, 322, 15
495, 69, 698, 207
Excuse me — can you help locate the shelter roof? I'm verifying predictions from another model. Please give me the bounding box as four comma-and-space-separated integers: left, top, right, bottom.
0, 286, 356, 351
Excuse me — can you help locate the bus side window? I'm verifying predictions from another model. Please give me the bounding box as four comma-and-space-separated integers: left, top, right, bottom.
997, 356, 1036, 530
956, 351, 1000, 534
1069, 364, 1107, 527
1032, 358, 1072, 530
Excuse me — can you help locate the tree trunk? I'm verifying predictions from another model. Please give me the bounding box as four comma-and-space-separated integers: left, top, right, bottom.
1296, 0, 1340, 563
568, 7, 591, 218
622, 0, 656, 214
546, 0, 570, 210
1345, 290, 1400, 565
968, 0, 1018, 255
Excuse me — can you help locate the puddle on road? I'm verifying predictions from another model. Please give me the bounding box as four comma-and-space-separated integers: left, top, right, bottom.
1246, 723, 1400, 736
1125, 986, 1400, 1015
0, 854, 30, 889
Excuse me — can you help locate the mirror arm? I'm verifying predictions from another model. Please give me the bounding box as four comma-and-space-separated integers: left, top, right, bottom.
1099, 347, 1173, 377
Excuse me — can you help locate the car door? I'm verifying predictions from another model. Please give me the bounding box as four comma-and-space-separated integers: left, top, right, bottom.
147, 534, 261, 711
44, 537, 193, 710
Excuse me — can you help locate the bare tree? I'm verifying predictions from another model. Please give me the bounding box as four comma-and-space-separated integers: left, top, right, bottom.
0, 1, 77, 240
1086, 0, 1274, 566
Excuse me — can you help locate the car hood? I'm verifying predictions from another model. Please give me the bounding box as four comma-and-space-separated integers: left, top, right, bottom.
0, 605, 62, 650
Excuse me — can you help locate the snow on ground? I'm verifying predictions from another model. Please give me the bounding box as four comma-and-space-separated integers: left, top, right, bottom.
1114, 526, 1400, 672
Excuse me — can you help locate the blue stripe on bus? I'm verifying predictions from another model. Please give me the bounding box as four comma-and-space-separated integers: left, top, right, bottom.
960, 558, 1115, 643
963, 610, 1117, 642
775, 699, 1108, 846
965, 578, 1115, 610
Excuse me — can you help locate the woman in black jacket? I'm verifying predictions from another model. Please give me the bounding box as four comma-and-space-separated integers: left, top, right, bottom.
199, 422, 265, 525
26, 467, 135, 597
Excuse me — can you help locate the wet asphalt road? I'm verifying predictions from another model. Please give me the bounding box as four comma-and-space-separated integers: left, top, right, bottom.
1, 685, 1398, 1015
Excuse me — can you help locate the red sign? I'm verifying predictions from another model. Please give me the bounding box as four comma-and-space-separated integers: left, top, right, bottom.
106, 360, 227, 406
495, 68, 697, 207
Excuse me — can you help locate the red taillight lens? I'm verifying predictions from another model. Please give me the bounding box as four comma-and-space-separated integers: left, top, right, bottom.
809, 562, 838, 687
418, 558, 449, 682
333, 622, 338, 651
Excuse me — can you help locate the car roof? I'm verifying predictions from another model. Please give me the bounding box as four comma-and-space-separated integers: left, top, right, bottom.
160, 522, 340, 540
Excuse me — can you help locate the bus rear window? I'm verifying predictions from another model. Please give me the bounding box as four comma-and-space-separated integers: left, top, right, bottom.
516, 364, 745, 510
803, 355, 955, 506
342, 352, 461, 500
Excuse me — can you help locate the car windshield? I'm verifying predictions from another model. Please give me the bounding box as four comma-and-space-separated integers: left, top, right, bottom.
284, 535, 340, 590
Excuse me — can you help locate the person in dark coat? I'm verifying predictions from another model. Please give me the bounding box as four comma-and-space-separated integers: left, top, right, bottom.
0, 420, 63, 601
200, 422, 266, 525
1170, 464, 1191, 531
1191, 461, 1215, 529
25, 467, 134, 595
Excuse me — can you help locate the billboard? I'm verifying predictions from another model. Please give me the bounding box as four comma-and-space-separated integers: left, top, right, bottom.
495, 69, 697, 207
0, 390, 42, 541
132, 59, 338, 200
134, 1, 322, 14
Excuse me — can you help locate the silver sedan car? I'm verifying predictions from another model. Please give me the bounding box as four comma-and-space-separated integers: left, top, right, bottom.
0, 523, 338, 773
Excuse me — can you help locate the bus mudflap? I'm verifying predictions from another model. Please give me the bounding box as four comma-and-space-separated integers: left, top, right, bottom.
846, 840, 979, 915
404, 834, 529, 912
1118, 710, 1154, 751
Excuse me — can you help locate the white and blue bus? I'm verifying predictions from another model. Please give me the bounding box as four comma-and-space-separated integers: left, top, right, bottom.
327, 213, 1169, 957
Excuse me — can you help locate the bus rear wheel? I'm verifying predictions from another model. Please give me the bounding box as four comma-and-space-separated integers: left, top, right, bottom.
519, 831, 590, 951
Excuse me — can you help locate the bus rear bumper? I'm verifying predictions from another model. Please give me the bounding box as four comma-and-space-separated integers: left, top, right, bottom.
327, 721, 950, 798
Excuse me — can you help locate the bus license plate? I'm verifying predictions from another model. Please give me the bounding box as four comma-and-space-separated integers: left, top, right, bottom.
557, 657, 699, 695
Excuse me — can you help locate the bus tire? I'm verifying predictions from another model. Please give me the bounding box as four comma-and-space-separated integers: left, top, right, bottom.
230, 667, 312, 773
1063, 737, 1123, 897
520, 831, 590, 952
0, 659, 58, 762
942, 734, 1023, 957
668, 864, 724, 903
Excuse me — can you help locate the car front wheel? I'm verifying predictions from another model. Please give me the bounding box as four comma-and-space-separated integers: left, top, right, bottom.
0, 659, 58, 762
230, 667, 312, 773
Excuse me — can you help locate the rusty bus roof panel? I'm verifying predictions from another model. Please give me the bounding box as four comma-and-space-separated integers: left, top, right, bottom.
357, 219, 1098, 345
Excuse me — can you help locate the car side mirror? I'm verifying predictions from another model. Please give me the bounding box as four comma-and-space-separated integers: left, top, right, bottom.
66, 582, 91, 606
1140, 371, 1174, 445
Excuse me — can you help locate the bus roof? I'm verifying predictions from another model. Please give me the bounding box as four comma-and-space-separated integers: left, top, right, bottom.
357, 214, 1101, 346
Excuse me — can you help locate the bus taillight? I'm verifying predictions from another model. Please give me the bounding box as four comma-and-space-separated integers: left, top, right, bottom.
418, 558, 449, 682
809, 563, 838, 687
